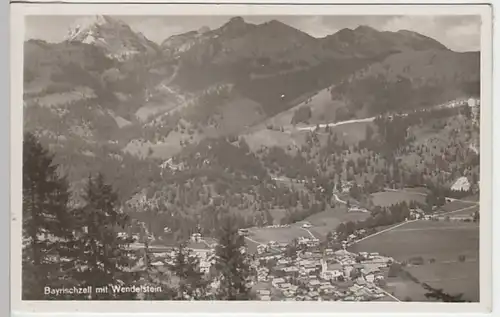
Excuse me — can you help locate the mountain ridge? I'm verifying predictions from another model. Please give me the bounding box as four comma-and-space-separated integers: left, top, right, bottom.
23, 15, 480, 208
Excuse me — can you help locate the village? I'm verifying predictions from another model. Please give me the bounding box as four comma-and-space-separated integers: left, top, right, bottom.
251, 237, 394, 301
126, 229, 397, 302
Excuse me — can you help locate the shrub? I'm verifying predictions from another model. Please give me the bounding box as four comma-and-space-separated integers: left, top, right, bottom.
408, 256, 424, 266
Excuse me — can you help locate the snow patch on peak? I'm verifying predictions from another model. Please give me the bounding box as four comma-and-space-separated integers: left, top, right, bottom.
66, 15, 114, 41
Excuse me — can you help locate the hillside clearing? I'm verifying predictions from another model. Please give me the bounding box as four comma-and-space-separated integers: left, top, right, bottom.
248, 225, 311, 244
371, 191, 426, 207
304, 208, 371, 237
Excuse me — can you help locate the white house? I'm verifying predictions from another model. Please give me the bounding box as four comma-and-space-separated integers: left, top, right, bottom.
451, 176, 471, 192
365, 274, 375, 283
343, 265, 354, 278
257, 244, 267, 254
258, 290, 271, 296
272, 278, 285, 288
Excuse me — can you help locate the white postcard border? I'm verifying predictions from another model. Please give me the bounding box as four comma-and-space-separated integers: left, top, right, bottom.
9, 1, 495, 315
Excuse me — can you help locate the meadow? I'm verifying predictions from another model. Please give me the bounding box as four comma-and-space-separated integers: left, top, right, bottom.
248, 225, 311, 244
446, 205, 479, 217
370, 191, 427, 207
440, 200, 477, 212
304, 208, 371, 238
350, 220, 479, 301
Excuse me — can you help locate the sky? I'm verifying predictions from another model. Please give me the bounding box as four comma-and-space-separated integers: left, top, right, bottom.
25, 15, 481, 52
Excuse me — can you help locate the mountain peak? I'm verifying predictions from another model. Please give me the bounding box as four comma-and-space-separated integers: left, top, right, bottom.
354, 25, 378, 34
66, 15, 120, 41
65, 15, 158, 60
198, 26, 211, 34
219, 16, 253, 36
227, 16, 246, 25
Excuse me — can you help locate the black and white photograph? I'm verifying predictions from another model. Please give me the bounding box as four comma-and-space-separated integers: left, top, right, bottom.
10, 2, 493, 312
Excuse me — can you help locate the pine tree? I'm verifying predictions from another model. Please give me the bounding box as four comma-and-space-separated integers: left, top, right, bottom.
139, 240, 176, 300
22, 132, 76, 300
214, 216, 254, 300
171, 243, 210, 300
72, 173, 137, 299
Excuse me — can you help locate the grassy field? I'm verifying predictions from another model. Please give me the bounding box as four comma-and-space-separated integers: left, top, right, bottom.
407, 261, 479, 301
244, 237, 261, 253
243, 129, 305, 152
440, 201, 477, 212
371, 191, 427, 207
248, 225, 311, 244
445, 205, 479, 217
401, 187, 430, 194
350, 220, 479, 302
351, 220, 479, 261
384, 277, 428, 301
328, 121, 375, 145
304, 207, 371, 238
247, 206, 371, 243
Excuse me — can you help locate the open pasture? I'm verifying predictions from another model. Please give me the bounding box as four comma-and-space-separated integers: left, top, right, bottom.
407, 261, 479, 299
248, 225, 311, 244
350, 220, 479, 262
350, 220, 479, 302
445, 205, 479, 217
371, 191, 426, 207
305, 208, 371, 238
316, 121, 375, 145
384, 277, 428, 302
440, 200, 477, 212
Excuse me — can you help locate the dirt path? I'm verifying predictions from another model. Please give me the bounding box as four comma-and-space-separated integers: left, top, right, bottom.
300, 227, 316, 239
348, 220, 418, 247
244, 236, 281, 252
332, 193, 347, 205
375, 285, 401, 302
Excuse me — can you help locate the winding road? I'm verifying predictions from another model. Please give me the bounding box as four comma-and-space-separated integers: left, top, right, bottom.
296, 117, 376, 132
300, 227, 316, 239
332, 193, 347, 205
293, 97, 474, 133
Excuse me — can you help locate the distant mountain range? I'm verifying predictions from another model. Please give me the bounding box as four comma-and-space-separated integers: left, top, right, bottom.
23, 15, 480, 211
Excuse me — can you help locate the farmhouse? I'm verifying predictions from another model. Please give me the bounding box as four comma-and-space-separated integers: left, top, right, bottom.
308, 279, 321, 289
257, 244, 268, 254
451, 176, 471, 192
272, 278, 286, 288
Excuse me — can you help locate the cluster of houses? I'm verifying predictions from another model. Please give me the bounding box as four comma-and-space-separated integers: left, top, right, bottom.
124, 230, 398, 302
159, 158, 185, 173
252, 244, 394, 301
126, 232, 219, 275
256, 236, 321, 255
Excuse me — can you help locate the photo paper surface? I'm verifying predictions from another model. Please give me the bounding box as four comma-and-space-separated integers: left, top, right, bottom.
10, 2, 493, 314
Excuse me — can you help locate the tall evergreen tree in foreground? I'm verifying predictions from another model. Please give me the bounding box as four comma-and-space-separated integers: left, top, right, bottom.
214, 216, 254, 300
72, 173, 136, 299
171, 243, 210, 300
139, 240, 177, 300
22, 132, 75, 300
